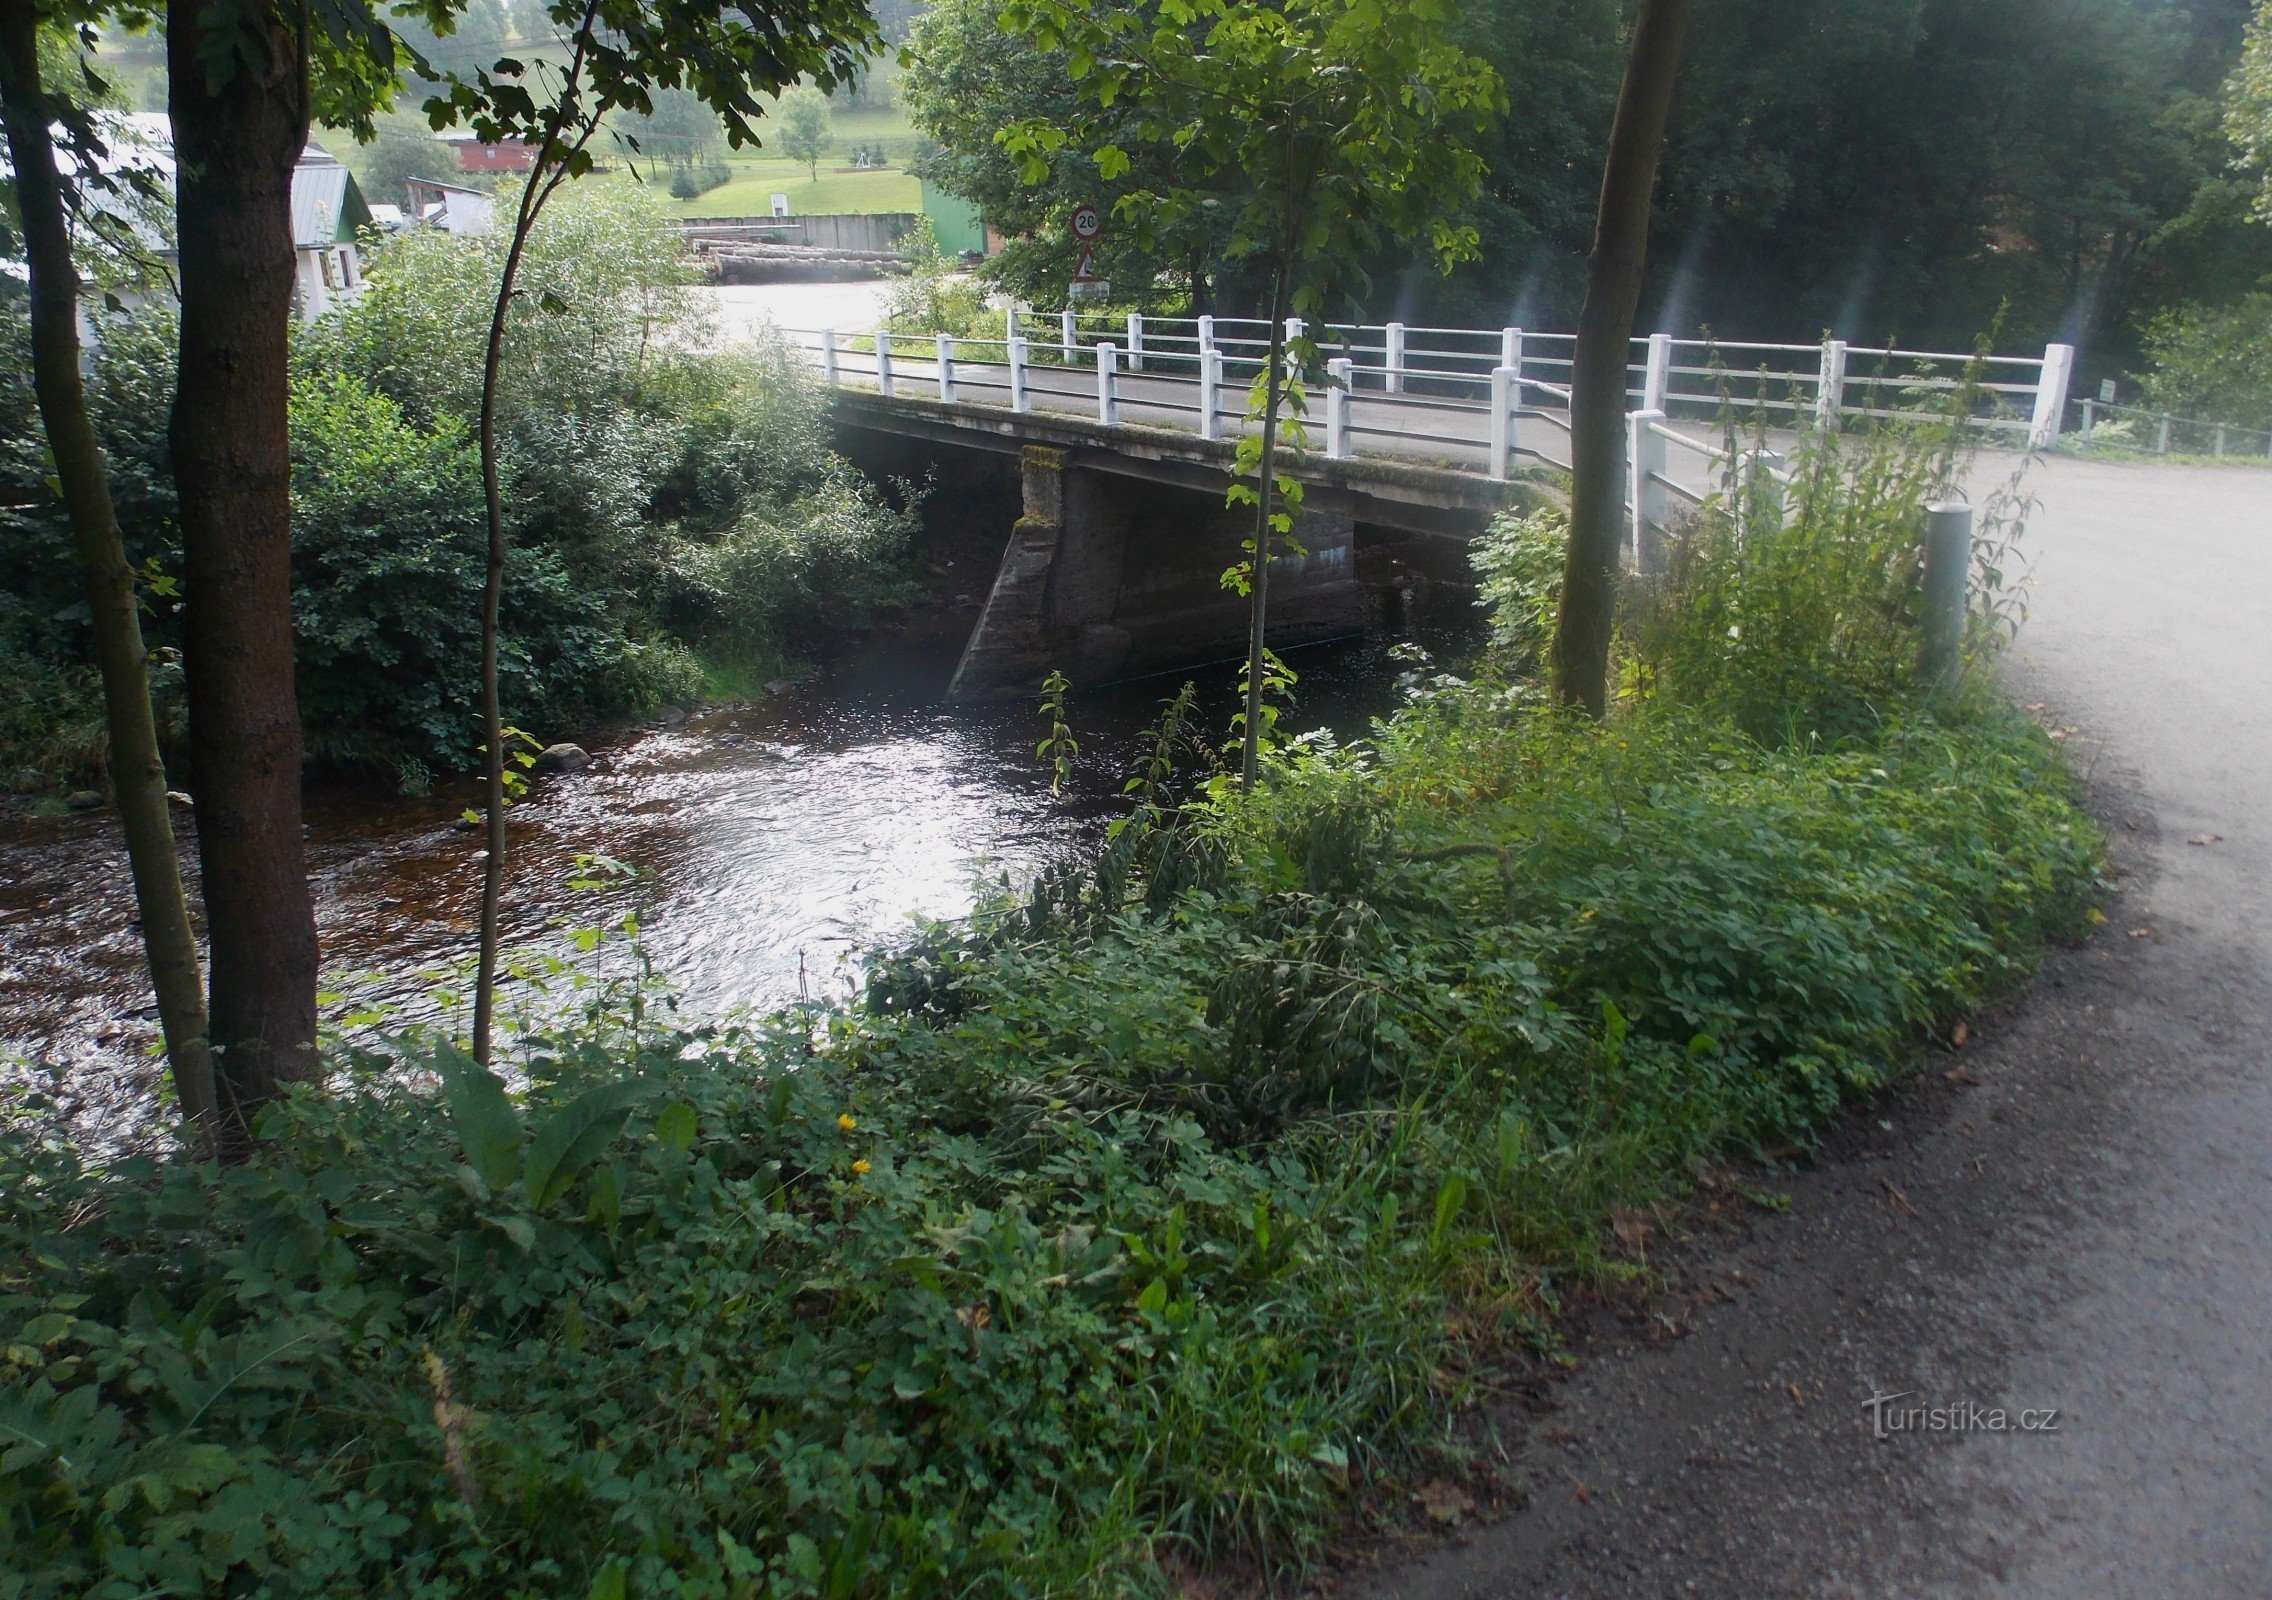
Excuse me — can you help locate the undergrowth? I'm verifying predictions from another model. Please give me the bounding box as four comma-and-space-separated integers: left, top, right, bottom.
0, 419, 2102, 1597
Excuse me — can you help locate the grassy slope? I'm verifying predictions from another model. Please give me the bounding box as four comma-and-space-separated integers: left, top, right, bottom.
658, 161, 923, 218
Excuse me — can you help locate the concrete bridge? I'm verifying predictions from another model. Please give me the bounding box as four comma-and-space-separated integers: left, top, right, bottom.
778, 313, 2075, 698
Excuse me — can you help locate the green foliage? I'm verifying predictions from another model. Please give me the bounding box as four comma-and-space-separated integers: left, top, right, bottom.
2228, 0, 2272, 219
2, 185, 914, 784
1035, 669, 1077, 795
1470, 507, 1566, 678
877, 218, 995, 337
0, 651, 2098, 1594
900, 0, 1236, 305
303, 183, 705, 431
995, 0, 1502, 322
1622, 410, 2030, 744
773, 84, 835, 179
2135, 292, 2272, 423
287, 375, 682, 772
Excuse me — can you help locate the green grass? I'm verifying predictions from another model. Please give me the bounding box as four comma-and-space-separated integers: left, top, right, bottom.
655, 158, 923, 217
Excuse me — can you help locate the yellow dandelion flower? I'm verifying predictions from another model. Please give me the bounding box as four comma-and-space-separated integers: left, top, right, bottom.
852, 1159, 872, 1175
837, 1113, 857, 1131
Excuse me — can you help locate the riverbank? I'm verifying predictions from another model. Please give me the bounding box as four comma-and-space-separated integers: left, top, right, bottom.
0, 671, 2100, 1598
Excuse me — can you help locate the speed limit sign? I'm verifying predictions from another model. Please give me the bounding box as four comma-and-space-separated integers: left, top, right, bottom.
1070, 204, 1102, 241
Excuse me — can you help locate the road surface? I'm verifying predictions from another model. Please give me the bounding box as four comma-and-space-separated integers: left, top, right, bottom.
1344, 453, 2272, 1599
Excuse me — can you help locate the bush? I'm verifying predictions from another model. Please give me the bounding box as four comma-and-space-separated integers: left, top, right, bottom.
290, 377, 693, 771
2134, 292, 2272, 424
1469, 506, 1565, 678
878, 217, 995, 340
0, 305, 184, 784
1622, 414, 2024, 744
4, 185, 918, 783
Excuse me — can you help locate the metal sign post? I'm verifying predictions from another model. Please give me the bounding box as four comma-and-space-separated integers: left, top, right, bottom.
1068, 203, 1109, 304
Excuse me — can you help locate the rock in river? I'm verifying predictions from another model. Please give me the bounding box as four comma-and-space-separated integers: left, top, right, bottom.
535, 743, 591, 774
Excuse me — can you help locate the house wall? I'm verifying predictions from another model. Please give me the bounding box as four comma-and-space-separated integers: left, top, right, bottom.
292, 244, 364, 324
456, 140, 533, 173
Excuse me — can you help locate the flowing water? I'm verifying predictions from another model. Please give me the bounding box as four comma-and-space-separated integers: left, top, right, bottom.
0, 589, 1476, 1144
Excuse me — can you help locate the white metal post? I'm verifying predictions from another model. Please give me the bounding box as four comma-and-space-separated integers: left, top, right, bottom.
1384, 321, 1406, 395
1502, 326, 1523, 379
1326, 357, 1352, 460
875, 327, 894, 397
1198, 314, 1216, 360
2215, 423, 2228, 458
820, 328, 839, 387
1920, 502, 1972, 688
2030, 342, 2075, 449
936, 334, 956, 403
1643, 333, 1672, 413
1489, 366, 1517, 482
1009, 336, 1029, 414
2156, 415, 2171, 454
1199, 346, 1222, 441
1284, 315, 1305, 346
1816, 339, 1848, 428
1127, 311, 1144, 372
1097, 342, 1119, 425
1006, 304, 1020, 347
1062, 309, 1078, 362
1628, 408, 1668, 568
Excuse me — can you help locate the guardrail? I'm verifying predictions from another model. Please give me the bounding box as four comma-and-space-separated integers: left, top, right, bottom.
2071, 396, 2272, 458
788, 320, 1589, 481
783, 312, 2076, 577
983, 310, 2072, 444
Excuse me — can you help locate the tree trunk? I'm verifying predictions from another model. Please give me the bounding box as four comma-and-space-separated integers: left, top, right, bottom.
1550, 0, 1693, 717
1238, 255, 1295, 786
167, 0, 320, 1133
0, 0, 218, 1142
471, 191, 543, 1066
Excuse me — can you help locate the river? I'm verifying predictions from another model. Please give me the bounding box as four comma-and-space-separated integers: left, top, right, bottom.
0, 591, 1475, 1144
0, 280, 1476, 1143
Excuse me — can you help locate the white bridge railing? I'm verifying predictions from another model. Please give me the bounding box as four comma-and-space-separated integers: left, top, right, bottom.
781, 311, 2074, 563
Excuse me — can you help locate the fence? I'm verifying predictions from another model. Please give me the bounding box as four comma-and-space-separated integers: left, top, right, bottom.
786, 310, 2074, 475
2071, 396, 2272, 459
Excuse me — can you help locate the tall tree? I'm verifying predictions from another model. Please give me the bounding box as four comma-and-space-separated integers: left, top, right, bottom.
412, 0, 877, 1063
775, 83, 832, 180
164, 0, 329, 1132
0, 0, 217, 1141
1550, 0, 1691, 719
996, 0, 1500, 783
2229, 0, 2272, 216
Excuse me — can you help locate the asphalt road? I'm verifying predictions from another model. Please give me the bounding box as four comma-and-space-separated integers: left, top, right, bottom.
1340, 454, 2272, 1599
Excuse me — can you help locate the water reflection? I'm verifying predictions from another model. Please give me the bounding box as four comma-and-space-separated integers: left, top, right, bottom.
0, 604, 1475, 1143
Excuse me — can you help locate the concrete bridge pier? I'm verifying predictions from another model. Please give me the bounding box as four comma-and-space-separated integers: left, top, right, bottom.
947, 444, 1365, 699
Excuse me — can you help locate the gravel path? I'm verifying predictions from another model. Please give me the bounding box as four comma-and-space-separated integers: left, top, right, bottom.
1340, 454, 2272, 1599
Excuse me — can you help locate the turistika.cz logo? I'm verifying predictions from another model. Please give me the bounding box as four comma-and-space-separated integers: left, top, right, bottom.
1861, 1391, 2063, 1440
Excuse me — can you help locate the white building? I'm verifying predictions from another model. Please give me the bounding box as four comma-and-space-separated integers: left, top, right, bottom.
404, 176, 495, 236
288, 144, 373, 321
15, 114, 377, 324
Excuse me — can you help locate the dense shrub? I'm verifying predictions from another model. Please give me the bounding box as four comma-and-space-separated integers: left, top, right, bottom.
2134, 292, 2272, 424
1, 184, 914, 784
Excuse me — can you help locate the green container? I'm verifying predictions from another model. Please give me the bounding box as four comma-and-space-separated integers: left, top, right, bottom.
920, 182, 986, 257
